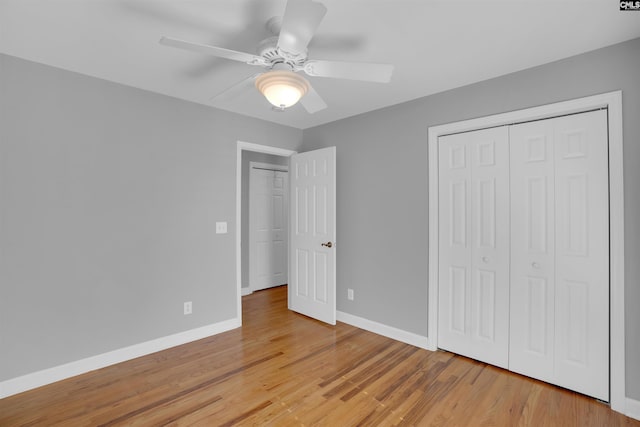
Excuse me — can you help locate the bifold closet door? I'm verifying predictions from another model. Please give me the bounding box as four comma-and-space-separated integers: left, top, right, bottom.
438, 126, 510, 368
509, 109, 609, 401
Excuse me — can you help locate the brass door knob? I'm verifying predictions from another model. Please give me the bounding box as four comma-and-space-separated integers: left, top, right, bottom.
321, 241, 333, 248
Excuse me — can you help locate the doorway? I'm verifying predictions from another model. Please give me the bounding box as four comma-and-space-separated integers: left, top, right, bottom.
236, 142, 296, 320
236, 141, 338, 326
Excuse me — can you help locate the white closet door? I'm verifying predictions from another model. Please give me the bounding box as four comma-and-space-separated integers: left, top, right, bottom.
272, 171, 288, 287
438, 126, 510, 368
509, 110, 609, 401
509, 118, 557, 383
438, 132, 472, 358
553, 110, 609, 400
250, 168, 288, 291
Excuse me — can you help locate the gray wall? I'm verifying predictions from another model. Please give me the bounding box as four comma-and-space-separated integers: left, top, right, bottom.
0, 54, 303, 381
241, 151, 289, 289
302, 37, 640, 400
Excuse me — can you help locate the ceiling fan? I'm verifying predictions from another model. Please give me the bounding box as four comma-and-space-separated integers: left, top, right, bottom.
159, 0, 394, 113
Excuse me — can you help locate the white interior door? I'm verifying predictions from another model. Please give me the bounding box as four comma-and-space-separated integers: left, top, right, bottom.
509, 110, 609, 401
438, 126, 510, 368
289, 147, 336, 325
249, 164, 288, 291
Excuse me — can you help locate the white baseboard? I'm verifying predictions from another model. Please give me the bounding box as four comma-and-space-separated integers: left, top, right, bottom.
241, 287, 253, 296
0, 317, 241, 399
626, 397, 640, 421
337, 311, 430, 350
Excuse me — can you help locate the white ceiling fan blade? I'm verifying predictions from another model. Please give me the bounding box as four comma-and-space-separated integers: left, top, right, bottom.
209, 74, 261, 103
277, 0, 327, 55
159, 36, 266, 66
303, 60, 394, 83
300, 84, 327, 113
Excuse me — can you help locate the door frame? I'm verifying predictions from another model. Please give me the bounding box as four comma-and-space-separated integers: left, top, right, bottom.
427, 91, 625, 411
248, 161, 289, 293
236, 141, 296, 323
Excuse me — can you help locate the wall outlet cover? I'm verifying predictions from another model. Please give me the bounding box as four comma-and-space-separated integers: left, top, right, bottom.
184, 301, 193, 315
216, 222, 228, 234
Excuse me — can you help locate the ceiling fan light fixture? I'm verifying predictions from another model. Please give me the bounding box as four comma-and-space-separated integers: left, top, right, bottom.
255, 70, 310, 109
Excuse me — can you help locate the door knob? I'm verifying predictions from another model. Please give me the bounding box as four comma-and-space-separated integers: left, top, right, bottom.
482, 256, 489, 263
321, 241, 333, 248
532, 262, 540, 269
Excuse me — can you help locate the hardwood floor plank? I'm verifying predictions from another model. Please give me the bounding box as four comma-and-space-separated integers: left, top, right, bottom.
339, 345, 420, 402
1, 285, 638, 426
217, 400, 273, 427
129, 394, 224, 427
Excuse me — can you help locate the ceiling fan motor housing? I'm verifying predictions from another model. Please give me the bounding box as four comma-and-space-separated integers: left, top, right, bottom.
257, 36, 307, 70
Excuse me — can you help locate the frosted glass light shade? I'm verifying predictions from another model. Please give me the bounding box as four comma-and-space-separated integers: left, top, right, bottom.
255, 70, 310, 109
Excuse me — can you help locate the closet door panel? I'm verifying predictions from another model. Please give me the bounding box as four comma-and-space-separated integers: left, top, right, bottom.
438, 127, 509, 368
438, 133, 473, 355
553, 110, 609, 401
509, 120, 556, 383
469, 127, 510, 368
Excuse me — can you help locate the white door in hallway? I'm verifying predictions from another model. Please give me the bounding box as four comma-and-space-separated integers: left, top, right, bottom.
437, 126, 510, 368
509, 109, 609, 401
289, 147, 336, 325
249, 165, 288, 291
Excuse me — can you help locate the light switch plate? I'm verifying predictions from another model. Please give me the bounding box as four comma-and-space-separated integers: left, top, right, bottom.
216, 222, 227, 234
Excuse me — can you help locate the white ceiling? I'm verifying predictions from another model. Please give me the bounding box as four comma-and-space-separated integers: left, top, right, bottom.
2, 1, 639, 129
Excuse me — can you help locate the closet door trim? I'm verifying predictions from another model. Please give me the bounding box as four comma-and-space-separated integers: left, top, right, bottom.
427, 91, 625, 412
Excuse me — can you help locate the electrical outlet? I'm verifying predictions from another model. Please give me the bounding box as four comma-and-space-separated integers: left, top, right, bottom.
184, 301, 193, 315
216, 222, 227, 234
347, 289, 354, 301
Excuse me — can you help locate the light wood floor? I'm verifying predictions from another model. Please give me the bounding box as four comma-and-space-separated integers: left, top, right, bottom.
1, 285, 638, 426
